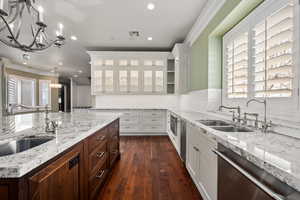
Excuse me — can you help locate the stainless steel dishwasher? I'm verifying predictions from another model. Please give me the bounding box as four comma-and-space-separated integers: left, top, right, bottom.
214, 144, 300, 200
180, 119, 186, 162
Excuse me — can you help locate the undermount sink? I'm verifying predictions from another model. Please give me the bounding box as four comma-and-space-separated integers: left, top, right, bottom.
0, 135, 55, 157
197, 120, 231, 127
212, 126, 253, 133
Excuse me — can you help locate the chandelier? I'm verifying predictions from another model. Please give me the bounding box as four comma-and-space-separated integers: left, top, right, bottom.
0, 0, 65, 52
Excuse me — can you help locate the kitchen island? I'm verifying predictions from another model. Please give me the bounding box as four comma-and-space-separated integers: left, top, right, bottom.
0, 112, 121, 200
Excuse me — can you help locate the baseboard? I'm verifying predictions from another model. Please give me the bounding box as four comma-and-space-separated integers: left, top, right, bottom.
120, 132, 168, 136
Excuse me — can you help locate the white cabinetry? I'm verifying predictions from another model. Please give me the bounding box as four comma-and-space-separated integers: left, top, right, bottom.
186, 122, 217, 200
88, 51, 170, 95
172, 43, 191, 94
92, 109, 167, 135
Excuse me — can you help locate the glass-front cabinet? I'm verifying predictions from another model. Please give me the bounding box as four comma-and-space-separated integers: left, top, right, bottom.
89, 52, 170, 95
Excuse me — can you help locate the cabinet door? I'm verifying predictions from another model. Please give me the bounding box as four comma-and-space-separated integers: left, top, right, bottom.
29, 144, 84, 200
129, 70, 139, 92
143, 70, 153, 92
104, 70, 114, 92
186, 123, 200, 181
119, 70, 128, 92
93, 70, 103, 93
154, 71, 164, 92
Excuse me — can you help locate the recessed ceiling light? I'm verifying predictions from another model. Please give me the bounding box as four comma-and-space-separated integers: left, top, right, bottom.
147, 37, 153, 41
58, 62, 63, 66
73, 74, 78, 78
147, 3, 155, 10
78, 70, 82, 73
70, 35, 77, 41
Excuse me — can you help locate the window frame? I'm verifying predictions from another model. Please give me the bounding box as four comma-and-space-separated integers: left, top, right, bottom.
222, 0, 299, 113
39, 79, 52, 107
7, 74, 37, 111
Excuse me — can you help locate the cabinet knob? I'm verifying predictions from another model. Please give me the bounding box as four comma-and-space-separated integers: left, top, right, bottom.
96, 170, 105, 179
193, 146, 199, 152
96, 152, 105, 159
96, 136, 106, 141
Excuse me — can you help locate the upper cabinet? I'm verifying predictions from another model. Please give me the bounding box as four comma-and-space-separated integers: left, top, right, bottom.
88, 51, 172, 95
171, 43, 191, 94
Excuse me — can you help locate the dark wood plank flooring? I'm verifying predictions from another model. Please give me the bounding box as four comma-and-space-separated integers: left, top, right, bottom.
98, 136, 202, 200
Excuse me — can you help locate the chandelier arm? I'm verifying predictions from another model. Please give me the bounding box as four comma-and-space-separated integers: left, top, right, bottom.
29, 39, 62, 51
14, 3, 25, 40
0, 2, 20, 32
0, 15, 24, 47
0, 38, 20, 48
27, 27, 42, 48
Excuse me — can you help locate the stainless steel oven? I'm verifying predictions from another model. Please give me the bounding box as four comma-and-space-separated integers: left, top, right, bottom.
170, 114, 178, 136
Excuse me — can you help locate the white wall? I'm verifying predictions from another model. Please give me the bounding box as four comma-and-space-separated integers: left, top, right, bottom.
77, 86, 92, 107
71, 80, 78, 108
94, 95, 180, 109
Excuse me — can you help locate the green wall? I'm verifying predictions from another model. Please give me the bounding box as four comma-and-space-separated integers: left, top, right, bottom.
190, 0, 264, 91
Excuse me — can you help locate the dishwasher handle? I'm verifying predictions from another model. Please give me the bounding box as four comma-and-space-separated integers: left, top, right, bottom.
212, 149, 286, 200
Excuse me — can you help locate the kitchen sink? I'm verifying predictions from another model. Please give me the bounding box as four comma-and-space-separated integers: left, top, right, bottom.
0, 135, 55, 157
212, 126, 253, 132
197, 120, 231, 127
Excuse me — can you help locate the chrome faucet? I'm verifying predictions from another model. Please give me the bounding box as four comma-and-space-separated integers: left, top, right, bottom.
7, 104, 58, 134
219, 105, 242, 124
244, 112, 259, 128
246, 99, 271, 133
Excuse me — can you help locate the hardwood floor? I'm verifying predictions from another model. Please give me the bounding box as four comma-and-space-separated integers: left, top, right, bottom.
97, 136, 202, 200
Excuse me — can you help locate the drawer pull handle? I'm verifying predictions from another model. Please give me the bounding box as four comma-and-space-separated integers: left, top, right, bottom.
96, 170, 105, 179
112, 150, 118, 154
96, 152, 105, 159
96, 136, 106, 141
193, 146, 199, 152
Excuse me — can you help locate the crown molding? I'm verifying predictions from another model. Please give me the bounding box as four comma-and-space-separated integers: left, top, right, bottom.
1, 58, 58, 77
184, 0, 226, 46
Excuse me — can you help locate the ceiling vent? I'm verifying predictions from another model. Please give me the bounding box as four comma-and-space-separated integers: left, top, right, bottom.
129, 31, 140, 38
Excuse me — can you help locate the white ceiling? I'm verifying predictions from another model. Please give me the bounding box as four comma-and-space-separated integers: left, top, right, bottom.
0, 0, 208, 84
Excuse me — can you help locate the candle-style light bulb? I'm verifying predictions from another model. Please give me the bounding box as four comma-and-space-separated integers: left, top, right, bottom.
9, 23, 14, 32
58, 23, 64, 36
38, 6, 44, 22
0, 0, 4, 10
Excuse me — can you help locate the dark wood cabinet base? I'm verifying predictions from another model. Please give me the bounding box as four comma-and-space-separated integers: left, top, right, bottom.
0, 119, 120, 200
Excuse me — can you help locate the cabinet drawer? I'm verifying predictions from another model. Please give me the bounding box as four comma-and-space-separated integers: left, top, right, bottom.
88, 129, 108, 153
141, 110, 165, 118
120, 124, 139, 132
89, 162, 108, 200
89, 142, 108, 176
121, 111, 139, 118
120, 117, 139, 124
142, 124, 165, 132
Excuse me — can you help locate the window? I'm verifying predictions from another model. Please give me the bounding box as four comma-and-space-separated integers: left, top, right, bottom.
226, 32, 249, 98
223, 0, 296, 100
39, 80, 51, 106
8, 75, 36, 107
253, 3, 294, 98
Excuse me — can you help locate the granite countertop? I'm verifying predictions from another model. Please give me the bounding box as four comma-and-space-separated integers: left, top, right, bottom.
168, 109, 300, 192
0, 112, 121, 178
